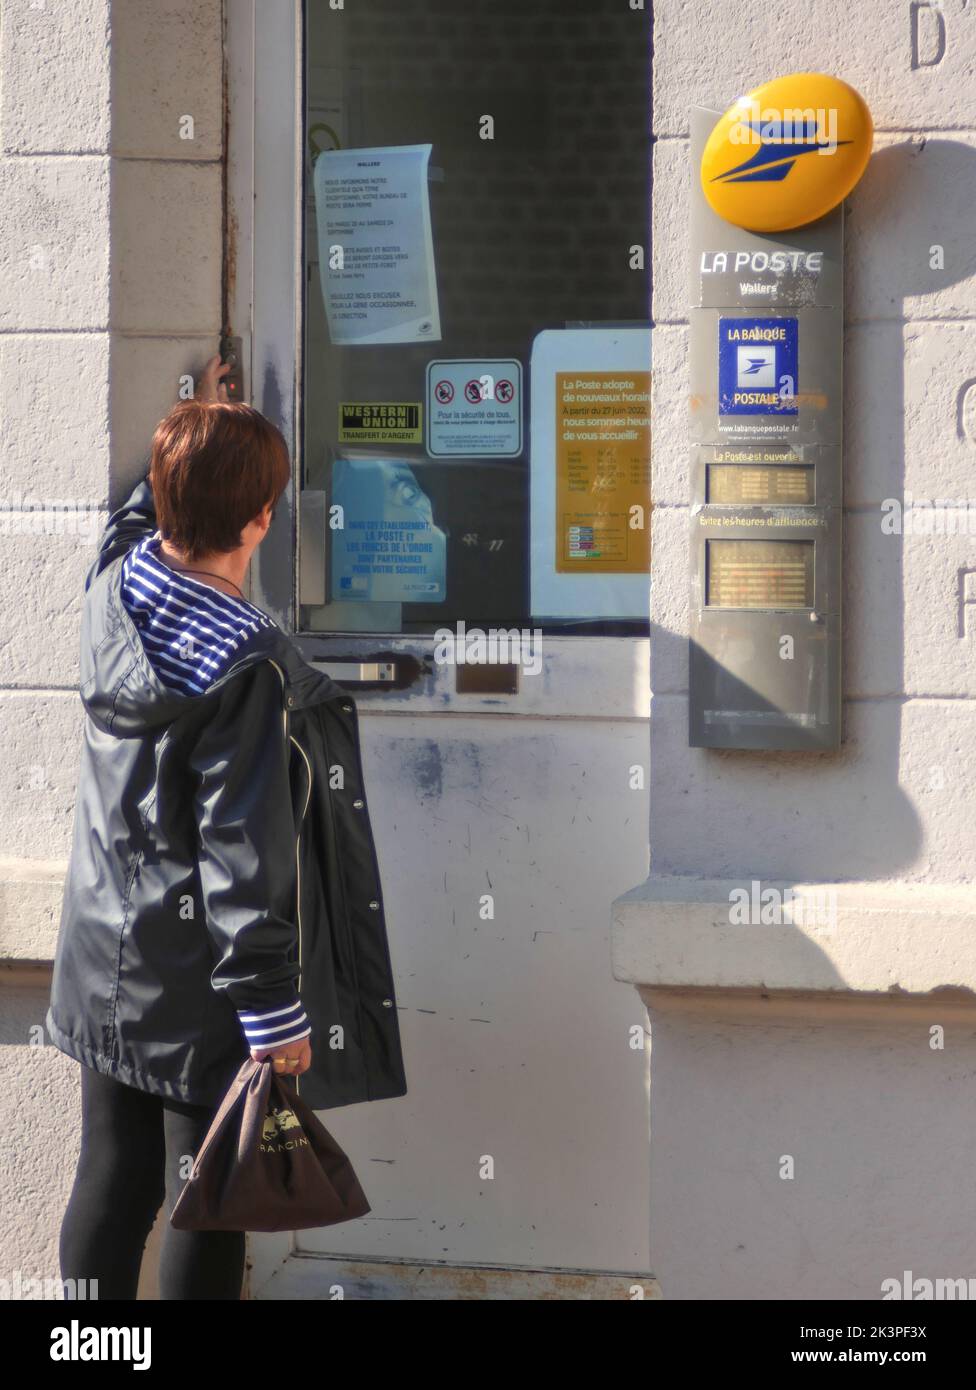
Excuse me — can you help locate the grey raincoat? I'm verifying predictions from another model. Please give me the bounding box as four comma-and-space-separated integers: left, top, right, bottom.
46, 472, 408, 1111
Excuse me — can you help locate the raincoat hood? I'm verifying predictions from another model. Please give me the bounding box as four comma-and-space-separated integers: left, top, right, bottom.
81, 555, 342, 737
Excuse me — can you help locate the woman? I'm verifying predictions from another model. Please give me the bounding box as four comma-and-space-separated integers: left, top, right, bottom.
48, 358, 407, 1300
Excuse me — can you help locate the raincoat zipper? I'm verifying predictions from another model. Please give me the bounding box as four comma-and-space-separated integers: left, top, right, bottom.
269, 660, 313, 1098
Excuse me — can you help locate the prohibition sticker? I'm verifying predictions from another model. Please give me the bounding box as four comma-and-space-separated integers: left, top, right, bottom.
426, 359, 522, 457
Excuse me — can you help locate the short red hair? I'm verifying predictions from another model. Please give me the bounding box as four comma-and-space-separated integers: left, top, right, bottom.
149, 401, 291, 561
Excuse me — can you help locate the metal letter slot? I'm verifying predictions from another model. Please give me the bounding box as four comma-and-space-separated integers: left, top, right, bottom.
312, 660, 397, 683
306, 651, 427, 692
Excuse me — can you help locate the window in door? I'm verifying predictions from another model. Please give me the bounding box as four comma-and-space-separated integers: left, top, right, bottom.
299, 0, 652, 637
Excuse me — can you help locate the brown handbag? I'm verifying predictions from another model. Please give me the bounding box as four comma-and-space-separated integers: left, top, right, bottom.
169, 1058, 371, 1232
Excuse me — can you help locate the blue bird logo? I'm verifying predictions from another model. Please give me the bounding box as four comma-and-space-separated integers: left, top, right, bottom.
714, 119, 851, 185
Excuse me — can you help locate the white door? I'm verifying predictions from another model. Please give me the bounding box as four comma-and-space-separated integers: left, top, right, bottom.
227, 0, 655, 1300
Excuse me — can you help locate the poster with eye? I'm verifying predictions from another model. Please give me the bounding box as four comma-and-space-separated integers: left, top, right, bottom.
312, 144, 441, 346
329, 454, 447, 604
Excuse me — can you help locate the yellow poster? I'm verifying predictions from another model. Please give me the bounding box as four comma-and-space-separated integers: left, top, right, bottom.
555, 372, 651, 573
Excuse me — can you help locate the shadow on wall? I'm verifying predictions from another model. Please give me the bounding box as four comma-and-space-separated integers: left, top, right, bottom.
652, 138, 976, 883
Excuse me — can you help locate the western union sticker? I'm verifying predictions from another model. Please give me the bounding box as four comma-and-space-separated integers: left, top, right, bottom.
338, 402, 423, 444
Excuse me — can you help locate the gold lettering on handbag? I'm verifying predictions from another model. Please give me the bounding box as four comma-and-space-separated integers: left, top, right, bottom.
260, 1105, 309, 1154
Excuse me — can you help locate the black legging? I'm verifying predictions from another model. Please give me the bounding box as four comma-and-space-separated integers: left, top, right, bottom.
59, 1065, 245, 1301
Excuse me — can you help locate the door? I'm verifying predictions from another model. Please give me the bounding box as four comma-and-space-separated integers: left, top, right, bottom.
227, 0, 655, 1299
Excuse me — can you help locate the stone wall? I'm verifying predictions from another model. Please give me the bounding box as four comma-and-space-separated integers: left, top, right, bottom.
0, 0, 224, 1292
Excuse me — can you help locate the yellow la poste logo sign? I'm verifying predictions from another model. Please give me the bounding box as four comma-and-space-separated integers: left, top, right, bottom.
701, 73, 873, 232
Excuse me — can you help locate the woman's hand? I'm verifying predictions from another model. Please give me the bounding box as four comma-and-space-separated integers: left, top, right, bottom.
251, 1036, 312, 1077
196, 353, 231, 404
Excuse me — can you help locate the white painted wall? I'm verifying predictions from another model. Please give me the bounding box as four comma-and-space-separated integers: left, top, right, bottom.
611, 0, 976, 1299
0, 0, 224, 1292
640, 992, 976, 1301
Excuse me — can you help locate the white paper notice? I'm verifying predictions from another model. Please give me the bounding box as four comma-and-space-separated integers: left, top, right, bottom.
313, 144, 441, 346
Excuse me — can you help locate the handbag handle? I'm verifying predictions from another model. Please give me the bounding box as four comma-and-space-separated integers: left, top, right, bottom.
187, 1057, 269, 1175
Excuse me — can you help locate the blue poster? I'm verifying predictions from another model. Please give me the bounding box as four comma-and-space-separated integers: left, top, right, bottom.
330, 456, 446, 603
718, 316, 798, 416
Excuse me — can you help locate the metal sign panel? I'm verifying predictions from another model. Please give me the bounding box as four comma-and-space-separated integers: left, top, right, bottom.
688, 106, 844, 750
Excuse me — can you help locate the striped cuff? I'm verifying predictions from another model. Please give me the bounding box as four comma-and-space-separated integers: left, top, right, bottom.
236, 999, 311, 1052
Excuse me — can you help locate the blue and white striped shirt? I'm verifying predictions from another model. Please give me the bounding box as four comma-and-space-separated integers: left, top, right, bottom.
120, 533, 310, 1054
235, 1000, 311, 1053
121, 534, 276, 696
